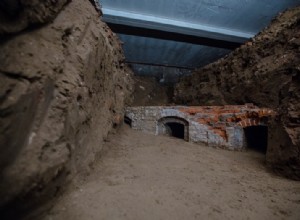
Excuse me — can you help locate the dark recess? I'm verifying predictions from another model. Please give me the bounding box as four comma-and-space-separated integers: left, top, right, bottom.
0, 0, 21, 17
124, 116, 132, 127
166, 122, 185, 139
244, 126, 268, 153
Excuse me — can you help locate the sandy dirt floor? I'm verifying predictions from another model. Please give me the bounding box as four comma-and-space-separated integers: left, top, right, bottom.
38, 125, 300, 220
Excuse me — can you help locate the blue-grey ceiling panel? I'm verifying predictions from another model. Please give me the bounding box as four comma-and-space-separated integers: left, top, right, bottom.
100, 0, 300, 34
118, 34, 231, 68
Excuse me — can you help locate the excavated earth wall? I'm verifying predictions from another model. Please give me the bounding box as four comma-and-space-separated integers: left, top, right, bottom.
175, 7, 300, 180
0, 0, 133, 216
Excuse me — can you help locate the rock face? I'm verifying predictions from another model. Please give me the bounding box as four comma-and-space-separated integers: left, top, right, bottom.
175, 7, 300, 180
0, 0, 133, 214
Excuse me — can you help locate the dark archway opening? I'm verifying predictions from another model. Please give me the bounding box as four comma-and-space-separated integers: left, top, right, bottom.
165, 122, 185, 139
244, 126, 268, 153
124, 116, 132, 127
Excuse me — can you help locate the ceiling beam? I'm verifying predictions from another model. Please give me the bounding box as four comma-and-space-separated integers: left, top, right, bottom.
102, 8, 254, 49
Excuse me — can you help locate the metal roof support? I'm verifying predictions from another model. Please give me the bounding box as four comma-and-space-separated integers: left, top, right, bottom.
102, 8, 254, 46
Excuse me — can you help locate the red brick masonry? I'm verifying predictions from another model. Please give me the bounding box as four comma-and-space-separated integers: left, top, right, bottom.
178, 104, 276, 141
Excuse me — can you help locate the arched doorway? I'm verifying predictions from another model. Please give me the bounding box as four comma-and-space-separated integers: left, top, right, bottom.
244, 125, 268, 153
157, 117, 189, 141
124, 116, 132, 127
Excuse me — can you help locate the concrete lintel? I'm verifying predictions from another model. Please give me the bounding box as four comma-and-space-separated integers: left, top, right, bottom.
102, 7, 254, 44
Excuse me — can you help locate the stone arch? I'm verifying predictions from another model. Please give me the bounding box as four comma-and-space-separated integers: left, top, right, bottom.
157, 116, 189, 141
235, 118, 269, 153
235, 118, 267, 152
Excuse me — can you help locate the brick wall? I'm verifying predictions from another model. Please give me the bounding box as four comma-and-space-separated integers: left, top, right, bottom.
125, 105, 275, 150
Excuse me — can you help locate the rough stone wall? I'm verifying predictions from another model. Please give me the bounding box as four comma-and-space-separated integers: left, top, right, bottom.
0, 0, 133, 214
174, 7, 300, 179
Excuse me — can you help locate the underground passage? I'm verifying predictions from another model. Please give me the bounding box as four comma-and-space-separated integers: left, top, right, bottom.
244, 126, 268, 153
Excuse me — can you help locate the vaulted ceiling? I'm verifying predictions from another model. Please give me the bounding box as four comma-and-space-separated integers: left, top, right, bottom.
100, 0, 300, 83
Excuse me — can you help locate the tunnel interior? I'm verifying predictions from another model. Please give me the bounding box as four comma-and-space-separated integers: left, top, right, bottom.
244, 126, 268, 153
165, 122, 185, 139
